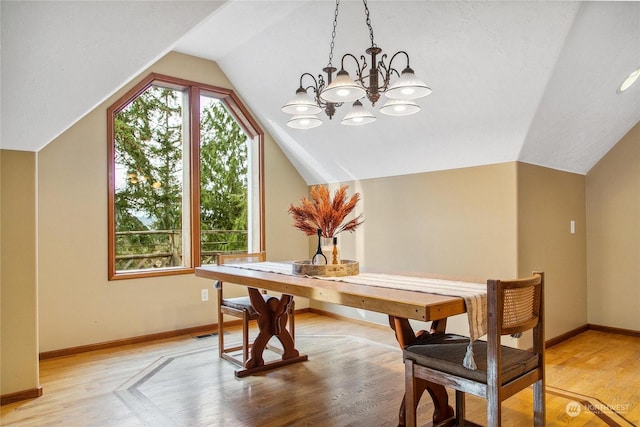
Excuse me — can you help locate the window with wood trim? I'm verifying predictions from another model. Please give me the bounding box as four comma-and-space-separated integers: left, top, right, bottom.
107, 73, 264, 280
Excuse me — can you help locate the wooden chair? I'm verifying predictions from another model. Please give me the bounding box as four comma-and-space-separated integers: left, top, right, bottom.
403, 272, 545, 427
215, 252, 295, 367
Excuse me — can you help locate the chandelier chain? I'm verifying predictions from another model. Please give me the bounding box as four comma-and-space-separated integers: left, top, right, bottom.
328, 0, 340, 68
363, 0, 376, 47
283, 0, 429, 128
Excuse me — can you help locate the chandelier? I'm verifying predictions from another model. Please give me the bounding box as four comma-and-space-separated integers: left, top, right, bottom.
282, 0, 431, 129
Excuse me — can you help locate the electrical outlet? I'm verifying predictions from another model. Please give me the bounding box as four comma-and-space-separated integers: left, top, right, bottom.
201, 289, 209, 301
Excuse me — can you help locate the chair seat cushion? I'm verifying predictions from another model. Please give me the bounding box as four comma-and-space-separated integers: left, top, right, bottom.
403, 333, 539, 385
221, 294, 272, 315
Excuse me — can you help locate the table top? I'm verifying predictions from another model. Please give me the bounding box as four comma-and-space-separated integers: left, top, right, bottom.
195, 263, 468, 322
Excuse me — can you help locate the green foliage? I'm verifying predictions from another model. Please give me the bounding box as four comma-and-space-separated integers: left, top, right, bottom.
200, 100, 248, 228
114, 86, 248, 267
200, 99, 248, 255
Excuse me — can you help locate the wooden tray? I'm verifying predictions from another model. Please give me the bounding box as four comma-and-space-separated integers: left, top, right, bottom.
292, 260, 359, 277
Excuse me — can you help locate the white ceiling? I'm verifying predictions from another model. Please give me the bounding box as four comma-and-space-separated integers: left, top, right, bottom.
2, 1, 639, 185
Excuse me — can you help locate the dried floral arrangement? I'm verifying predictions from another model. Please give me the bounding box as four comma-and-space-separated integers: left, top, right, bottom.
288, 185, 364, 238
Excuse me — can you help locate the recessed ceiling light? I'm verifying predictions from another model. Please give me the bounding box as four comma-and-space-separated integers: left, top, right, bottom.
618, 68, 640, 93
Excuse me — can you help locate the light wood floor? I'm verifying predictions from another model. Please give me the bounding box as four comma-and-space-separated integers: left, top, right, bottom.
2, 312, 639, 426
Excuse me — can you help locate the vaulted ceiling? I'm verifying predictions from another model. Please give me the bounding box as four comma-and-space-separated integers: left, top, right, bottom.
2, 1, 639, 184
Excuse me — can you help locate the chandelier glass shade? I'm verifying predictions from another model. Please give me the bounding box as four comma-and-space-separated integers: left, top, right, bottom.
320, 70, 367, 104
379, 99, 421, 116
281, 87, 323, 115
287, 115, 323, 130
384, 67, 432, 100
341, 100, 376, 125
281, 0, 431, 129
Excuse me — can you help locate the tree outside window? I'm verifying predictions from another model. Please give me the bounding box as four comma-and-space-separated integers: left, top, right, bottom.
107, 74, 263, 280
199, 95, 250, 264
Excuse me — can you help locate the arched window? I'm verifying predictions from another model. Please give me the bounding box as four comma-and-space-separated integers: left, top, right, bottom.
107, 73, 264, 280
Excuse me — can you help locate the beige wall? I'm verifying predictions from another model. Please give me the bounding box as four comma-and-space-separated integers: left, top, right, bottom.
37, 52, 308, 352
1, 150, 39, 395
517, 163, 587, 340
586, 122, 640, 330
312, 163, 519, 334
312, 162, 590, 343
350, 163, 518, 278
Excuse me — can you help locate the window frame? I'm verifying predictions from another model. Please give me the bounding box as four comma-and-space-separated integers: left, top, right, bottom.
107, 73, 265, 280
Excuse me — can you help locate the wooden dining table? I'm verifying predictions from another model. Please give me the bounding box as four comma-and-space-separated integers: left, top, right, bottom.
195, 262, 477, 427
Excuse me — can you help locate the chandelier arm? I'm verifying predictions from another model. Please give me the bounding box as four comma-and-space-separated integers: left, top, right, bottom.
377, 53, 390, 77
387, 50, 411, 70
299, 72, 319, 90
376, 53, 396, 92
340, 53, 365, 78
298, 72, 333, 113
299, 72, 323, 103
378, 51, 411, 91
360, 54, 369, 77
317, 74, 327, 93
352, 54, 370, 87
302, 84, 319, 97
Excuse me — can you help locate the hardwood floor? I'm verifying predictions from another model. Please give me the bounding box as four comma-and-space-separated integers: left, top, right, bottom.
2, 312, 638, 426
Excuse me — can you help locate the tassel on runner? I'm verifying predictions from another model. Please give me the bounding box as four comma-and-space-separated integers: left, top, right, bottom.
463, 341, 477, 370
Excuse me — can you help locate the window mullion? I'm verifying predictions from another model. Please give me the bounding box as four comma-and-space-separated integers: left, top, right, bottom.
190, 86, 202, 267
